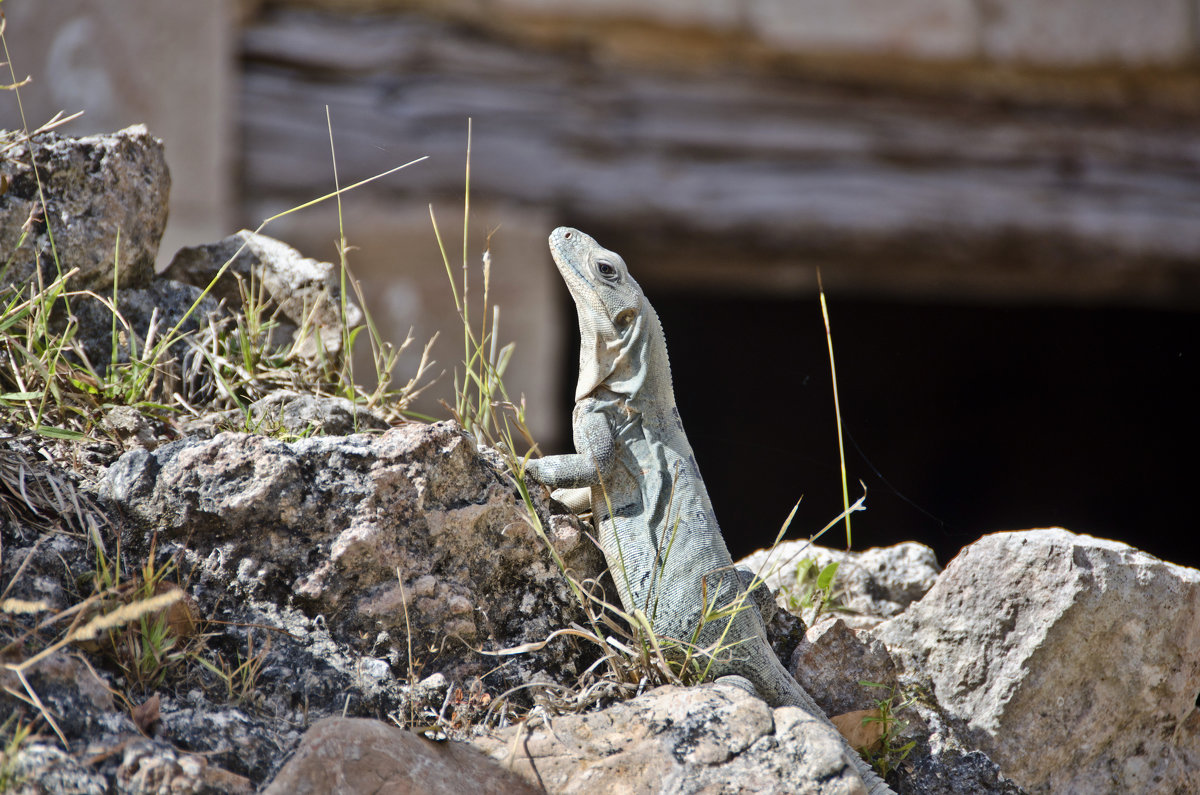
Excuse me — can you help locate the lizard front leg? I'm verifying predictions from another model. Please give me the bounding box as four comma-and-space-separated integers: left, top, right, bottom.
525, 404, 616, 491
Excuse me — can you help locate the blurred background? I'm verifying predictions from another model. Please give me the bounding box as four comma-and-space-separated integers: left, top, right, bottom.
3, 0, 1198, 568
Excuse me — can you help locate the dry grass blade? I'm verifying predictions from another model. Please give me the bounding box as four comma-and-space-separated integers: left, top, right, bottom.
6, 589, 183, 675
12, 668, 66, 746
475, 555, 706, 728
0, 598, 50, 615
67, 589, 183, 644
479, 626, 609, 657
0, 445, 104, 535
1, 107, 431, 435
752, 493, 868, 587
817, 268, 853, 549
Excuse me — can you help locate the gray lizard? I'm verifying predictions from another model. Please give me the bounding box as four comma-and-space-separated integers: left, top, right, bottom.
526, 227, 893, 794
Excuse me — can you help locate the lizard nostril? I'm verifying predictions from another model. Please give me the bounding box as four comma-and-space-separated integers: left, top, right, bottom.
563, 231, 572, 239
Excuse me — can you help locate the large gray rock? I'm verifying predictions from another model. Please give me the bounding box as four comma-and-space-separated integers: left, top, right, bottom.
873, 528, 1200, 794
470, 682, 875, 794
263, 717, 541, 795
102, 421, 606, 694
0, 125, 168, 292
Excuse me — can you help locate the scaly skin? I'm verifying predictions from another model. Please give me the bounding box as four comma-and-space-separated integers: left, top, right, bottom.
527, 227, 893, 795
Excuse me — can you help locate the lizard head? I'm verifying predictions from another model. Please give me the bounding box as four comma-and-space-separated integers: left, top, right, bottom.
549, 227, 652, 401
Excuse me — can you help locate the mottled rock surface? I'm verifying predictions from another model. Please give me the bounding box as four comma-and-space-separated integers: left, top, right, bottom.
116, 741, 254, 795
471, 682, 873, 794
9, 428, 1193, 795
3, 420, 608, 790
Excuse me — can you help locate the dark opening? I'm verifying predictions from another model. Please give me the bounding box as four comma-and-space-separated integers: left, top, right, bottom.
559, 292, 1199, 571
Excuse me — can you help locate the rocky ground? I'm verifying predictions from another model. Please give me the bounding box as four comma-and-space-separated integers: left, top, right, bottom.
1, 126, 1198, 794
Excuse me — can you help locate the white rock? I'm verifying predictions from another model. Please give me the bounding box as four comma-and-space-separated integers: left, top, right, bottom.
739, 540, 941, 627
873, 527, 1200, 794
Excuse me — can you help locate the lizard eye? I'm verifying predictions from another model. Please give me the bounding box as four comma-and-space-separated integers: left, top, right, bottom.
596, 260, 618, 279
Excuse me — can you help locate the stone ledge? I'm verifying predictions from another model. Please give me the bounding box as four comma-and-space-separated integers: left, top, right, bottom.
275, 0, 1200, 70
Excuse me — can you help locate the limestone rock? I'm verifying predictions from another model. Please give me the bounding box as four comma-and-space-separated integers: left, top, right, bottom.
739, 540, 941, 628
263, 717, 541, 795
898, 742, 1027, 795
149, 699, 300, 786
763, 604, 809, 671
786, 616, 1021, 794
873, 528, 1200, 794
471, 682, 873, 794
0, 125, 169, 292
0, 542, 299, 787
165, 230, 364, 359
